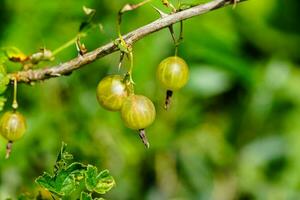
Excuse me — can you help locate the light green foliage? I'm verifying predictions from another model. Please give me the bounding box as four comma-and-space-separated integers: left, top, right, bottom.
36, 162, 87, 196
35, 143, 115, 199
0, 51, 8, 65
2, 47, 27, 62
0, 97, 6, 111
0, 71, 9, 94
85, 166, 115, 194
0, 63, 8, 110
81, 192, 105, 200
80, 192, 93, 200
0, 63, 9, 92
0, 72, 9, 94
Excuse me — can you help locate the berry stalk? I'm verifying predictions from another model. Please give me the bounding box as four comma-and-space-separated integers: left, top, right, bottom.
5, 141, 13, 159
165, 90, 173, 110
139, 129, 150, 148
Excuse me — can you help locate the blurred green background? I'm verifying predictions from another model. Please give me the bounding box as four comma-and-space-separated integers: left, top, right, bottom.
1, 0, 300, 199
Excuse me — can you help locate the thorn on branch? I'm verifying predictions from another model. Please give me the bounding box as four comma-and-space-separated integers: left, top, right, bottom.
152, 6, 169, 18
120, 0, 151, 14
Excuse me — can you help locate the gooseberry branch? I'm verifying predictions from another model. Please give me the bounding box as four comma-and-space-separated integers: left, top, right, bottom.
11, 0, 246, 83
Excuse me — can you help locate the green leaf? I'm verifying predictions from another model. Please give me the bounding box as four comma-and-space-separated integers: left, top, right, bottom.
0, 74, 9, 94
36, 162, 87, 196
85, 165, 115, 194
2, 47, 28, 62
83, 6, 95, 15
0, 51, 7, 65
80, 191, 106, 200
36, 143, 114, 198
0, 64, 9, 95
80, 192, 93, 200
0, 96, 7, 111
85, 165, 98, 191
0, 63, 6, 74
54, 142, 74, 174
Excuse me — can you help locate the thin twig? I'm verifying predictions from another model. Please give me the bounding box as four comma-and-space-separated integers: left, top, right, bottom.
12, 0, 247, 83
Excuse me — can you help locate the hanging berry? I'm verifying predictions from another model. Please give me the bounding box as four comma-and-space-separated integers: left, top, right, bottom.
120, 95, 156, 148
0, 76, 27, 158
157, 56, 189, 109
96, 75, 128, 111
0, 111, 26, 158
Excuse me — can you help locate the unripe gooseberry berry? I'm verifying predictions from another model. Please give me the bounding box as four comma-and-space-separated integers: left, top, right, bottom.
157, 56, 189, 109
0, 111, 26, 142
0, 111, 26, 158
157, 56, 189, 91
96, 75, 128, 111
121, 95, 156, 148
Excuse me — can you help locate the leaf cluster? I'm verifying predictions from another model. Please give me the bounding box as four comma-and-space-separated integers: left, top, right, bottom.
28, 143, 115, 200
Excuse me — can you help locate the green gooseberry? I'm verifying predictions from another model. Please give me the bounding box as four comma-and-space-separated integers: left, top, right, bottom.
96, 75, 128, 111
0, 111, 27, 158
121, 95, 156, 148
0, 111, 26, 142
157, 56, 189, 109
